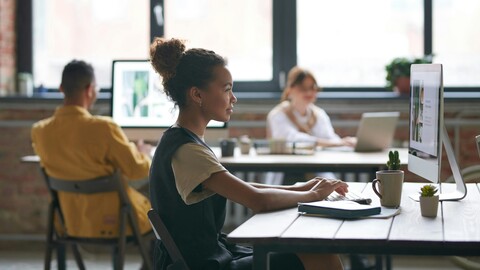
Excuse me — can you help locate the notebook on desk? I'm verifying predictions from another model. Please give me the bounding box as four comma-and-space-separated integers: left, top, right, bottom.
298, 190, 400, 219
298, 200, 381, 219
325, 111, 400, 152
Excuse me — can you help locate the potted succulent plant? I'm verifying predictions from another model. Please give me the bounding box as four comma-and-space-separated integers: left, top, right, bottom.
419, 184, 439, 217
386, 150, 401, 171
385, 56, 432, 95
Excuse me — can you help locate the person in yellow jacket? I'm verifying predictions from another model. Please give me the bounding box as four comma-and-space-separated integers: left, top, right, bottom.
31, 60, 153, 239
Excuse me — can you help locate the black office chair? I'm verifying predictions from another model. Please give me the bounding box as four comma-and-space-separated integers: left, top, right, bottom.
42, 168, 152, 270
147, 209, 190, 270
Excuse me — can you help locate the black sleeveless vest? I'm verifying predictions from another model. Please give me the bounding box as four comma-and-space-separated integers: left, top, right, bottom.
149, 127, 231, 269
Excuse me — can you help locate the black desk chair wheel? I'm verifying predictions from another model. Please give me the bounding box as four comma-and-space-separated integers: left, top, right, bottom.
42, 168, 153, 270
147, 209, 190, 270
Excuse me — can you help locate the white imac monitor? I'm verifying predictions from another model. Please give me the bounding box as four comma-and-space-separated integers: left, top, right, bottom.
110, 60, 228, 144
408, 64, 466, 201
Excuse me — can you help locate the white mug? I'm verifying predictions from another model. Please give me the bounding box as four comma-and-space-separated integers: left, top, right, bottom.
372, 170, 404, 208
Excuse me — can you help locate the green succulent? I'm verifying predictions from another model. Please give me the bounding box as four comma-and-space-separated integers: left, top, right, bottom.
385, 55, 433, 90
386, 150, 401, 170
419, 184, 438, 197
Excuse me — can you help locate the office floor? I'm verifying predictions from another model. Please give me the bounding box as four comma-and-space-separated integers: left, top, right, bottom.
0, 247, 471, 270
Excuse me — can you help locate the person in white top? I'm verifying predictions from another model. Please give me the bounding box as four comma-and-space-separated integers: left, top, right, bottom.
265, 66, 357, 184
267, 66, 356, 147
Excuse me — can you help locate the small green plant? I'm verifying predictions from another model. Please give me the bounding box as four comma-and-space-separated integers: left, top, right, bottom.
419, 184, 438, 197
386, 150, 401, 170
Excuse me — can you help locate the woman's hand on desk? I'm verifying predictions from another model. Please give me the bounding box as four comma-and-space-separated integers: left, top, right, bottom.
316, 136, 357, 147
288, 178, 322, 191
341, 136, 357, 147
309, 178, 349, 200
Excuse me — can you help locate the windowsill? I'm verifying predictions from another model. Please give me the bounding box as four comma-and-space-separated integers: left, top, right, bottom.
1, 91, 480, 102
233, 91, 480, 101
0, 92, 111, 101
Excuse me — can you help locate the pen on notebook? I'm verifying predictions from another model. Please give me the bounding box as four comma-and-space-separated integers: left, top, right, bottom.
351, 198, 372, 205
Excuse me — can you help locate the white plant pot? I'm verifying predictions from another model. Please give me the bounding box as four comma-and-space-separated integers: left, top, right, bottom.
420, 195, 439, 217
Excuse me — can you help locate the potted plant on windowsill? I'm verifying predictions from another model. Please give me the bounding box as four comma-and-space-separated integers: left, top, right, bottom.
419, 184, 439, 217
385, 56, 433, 96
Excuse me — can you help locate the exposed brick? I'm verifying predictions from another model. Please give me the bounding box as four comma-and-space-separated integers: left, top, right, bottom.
0, 0, 16, 95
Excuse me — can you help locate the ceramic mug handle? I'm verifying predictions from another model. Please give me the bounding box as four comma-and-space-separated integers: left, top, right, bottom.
372, 179, 382, 199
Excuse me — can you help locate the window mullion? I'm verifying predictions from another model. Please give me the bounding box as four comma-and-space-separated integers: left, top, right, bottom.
150, 0, 164, 42
424, 0, 432, 56
274, 0, 296, 90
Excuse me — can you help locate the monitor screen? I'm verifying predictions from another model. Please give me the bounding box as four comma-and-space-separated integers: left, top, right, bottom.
110, 60, 227, 142
408, 64, 444, 183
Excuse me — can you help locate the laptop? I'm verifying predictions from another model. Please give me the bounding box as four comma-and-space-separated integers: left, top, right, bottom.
326, 112, 400, 152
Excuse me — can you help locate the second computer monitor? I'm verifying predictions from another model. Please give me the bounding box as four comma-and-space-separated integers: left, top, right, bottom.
110, 60, 227, 142
408, 63, 466, 201
408, 64, 443, 184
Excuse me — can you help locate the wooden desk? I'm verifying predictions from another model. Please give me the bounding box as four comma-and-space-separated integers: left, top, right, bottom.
227, 182, 480, 270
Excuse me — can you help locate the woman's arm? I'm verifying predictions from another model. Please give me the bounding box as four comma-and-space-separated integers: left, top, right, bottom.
250, 178, 334, 191
202, 172, 348, 213
313, 107, 357, 147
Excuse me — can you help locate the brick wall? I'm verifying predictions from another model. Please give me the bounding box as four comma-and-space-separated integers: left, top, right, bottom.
0, 0, 16, 96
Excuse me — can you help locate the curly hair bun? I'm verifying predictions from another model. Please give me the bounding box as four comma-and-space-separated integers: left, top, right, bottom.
149, 37, 186, 81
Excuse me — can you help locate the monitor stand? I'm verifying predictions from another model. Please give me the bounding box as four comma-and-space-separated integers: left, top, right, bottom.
410, 125, 467, 201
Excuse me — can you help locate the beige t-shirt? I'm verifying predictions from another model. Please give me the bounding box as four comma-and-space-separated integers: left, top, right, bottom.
172, 143, 227, 205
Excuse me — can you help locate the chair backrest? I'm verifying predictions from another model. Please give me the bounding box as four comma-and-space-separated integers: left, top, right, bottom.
474, 134, 480, 163
445, 164, 480, 183
48, 172, 120, 193
44, 169, 129, 202
41, 168, 153, 270
147, 209, 189, 270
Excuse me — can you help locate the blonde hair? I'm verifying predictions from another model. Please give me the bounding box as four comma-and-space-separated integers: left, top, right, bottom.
280, 66, 321, 101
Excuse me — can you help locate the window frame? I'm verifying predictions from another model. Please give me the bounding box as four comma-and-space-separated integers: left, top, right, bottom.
16, 0, 480, 95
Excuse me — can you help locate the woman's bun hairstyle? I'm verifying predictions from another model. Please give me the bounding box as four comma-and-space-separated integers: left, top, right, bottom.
149, 37, 226, 108
149, 37, 185, 81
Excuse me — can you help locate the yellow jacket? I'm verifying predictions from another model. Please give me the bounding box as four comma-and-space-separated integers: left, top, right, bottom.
31, 106, 152, 238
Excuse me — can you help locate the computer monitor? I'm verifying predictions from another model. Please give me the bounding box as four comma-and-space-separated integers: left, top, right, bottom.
110, 60, 228, 144
408, 64, 466, 201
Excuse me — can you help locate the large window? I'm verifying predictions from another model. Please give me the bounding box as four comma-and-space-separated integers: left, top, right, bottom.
33, 0, 150, 89
297, 0, 423, 87
26, 0, 480, 93
433, 0, 480, 87
164, 0, 272, 82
